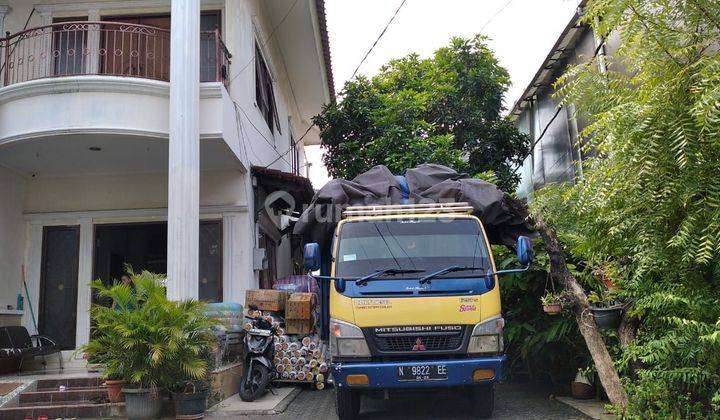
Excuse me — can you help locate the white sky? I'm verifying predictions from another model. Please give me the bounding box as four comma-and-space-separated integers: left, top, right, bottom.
306, 0, 581, 188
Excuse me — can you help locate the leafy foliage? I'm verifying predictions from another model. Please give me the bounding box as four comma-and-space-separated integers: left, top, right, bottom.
494, 245, 589, 384
313, 35, 529, 191
81, 270, 218, 390
534, 0, 720, 416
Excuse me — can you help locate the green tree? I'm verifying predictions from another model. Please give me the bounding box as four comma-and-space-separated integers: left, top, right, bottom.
313, 35, 529, 190
534, 0, 720, 416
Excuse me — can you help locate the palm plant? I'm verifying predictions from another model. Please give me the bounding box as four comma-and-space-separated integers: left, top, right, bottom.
81, 270, 218, 390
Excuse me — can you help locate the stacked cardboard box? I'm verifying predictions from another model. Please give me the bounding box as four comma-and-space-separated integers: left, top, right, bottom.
285, 293, 316, 334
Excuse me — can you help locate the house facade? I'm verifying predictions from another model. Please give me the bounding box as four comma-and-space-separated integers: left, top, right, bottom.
511, 1, 622, 198
0, 0, 333, 354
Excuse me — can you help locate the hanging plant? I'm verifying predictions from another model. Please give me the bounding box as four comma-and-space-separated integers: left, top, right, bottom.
541, 292, 563, 315
587, 290, 624, 330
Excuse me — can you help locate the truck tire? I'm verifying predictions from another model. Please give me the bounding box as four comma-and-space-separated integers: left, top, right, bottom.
469, 384, 494, 418
335, 387, 360, 420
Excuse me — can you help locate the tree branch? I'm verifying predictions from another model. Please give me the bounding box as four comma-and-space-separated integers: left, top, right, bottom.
687, 0, 720, 33
506, 196, 629, 409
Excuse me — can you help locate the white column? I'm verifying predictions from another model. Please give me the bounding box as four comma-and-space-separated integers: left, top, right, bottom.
23, 223, 43, 334
0, 5, 11, 35
39, 11, 53, 78
75, 219, 93, 349
167, 0, 200, 301
85, 9, 101, 74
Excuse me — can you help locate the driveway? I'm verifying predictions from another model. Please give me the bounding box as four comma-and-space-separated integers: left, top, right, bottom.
241, 382, 589, 419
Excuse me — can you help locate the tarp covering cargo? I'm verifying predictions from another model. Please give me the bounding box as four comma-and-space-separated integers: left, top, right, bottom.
293, 164, 533, 248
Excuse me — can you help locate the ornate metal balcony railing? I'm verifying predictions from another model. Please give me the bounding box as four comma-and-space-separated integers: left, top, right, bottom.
0, 21, 231, 87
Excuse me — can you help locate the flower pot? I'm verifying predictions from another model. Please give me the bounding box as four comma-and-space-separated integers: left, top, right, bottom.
591, 305, 623, 329
123, 387, 162, 419
172, 389, 209, 419
571, 381, 594, 399
543, 303, 562, 315
105, 379, 125, 403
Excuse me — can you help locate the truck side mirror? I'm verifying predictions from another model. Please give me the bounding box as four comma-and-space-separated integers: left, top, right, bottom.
516, 236, 534, 266
303, 243, 321, 271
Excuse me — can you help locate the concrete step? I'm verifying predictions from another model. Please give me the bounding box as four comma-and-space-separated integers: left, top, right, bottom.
19, 388, 108, 405
34, 376, 103, 391
0, 402, 125, 420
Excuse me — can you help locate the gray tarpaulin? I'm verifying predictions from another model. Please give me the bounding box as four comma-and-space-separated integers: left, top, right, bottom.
293, 164, 534, 248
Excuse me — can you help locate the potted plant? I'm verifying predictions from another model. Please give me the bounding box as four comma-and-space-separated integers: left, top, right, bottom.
571, 366, 595, 399
541, 292, 562, 315
588, 290, 624, 329
81, 270, 218, 419
164, 315, 218, 419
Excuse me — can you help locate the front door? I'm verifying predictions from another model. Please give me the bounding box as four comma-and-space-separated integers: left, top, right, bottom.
39, 226, 80, 350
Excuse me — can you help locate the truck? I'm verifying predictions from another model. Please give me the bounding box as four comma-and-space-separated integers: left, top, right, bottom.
302, 201, 534, 419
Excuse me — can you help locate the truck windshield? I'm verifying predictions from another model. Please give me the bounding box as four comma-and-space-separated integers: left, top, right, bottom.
336, 218, 490, 279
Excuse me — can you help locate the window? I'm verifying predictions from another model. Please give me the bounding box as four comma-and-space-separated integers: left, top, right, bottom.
290, 131, 300, 175
255, 43, 280, 134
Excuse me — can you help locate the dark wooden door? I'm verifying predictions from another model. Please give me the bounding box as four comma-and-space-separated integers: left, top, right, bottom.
39, 226, 80, 350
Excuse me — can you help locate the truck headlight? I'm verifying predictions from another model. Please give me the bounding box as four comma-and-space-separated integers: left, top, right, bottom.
468, 316, 504, 355
329, 319, 371, 358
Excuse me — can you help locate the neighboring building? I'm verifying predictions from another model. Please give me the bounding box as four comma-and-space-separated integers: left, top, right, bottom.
510, 0, 622, 198
0, 0, 333, 354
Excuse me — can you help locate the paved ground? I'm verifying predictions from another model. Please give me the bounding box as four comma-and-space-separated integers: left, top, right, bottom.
240, 382, 589, 420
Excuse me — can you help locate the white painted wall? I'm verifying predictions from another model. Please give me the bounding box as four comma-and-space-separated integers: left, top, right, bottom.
24, 170, 246, 213
0, 166, 26, 309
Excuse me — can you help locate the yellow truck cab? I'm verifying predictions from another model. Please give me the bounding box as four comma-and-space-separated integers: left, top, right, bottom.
303, 202, 534, 419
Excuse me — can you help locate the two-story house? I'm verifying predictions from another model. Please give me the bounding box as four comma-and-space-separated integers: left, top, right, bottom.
0, 0, 333, 356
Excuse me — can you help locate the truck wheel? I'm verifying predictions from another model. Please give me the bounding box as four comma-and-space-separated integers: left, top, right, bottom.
469, 384, 494, 418
335, 387, 360, 420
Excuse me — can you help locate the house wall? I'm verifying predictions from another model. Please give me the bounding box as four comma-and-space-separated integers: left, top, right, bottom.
0, 166, 26, 309
23, 170, 246, 213
515, 24, 623, 197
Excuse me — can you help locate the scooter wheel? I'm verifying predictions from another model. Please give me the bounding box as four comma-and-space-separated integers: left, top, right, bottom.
239, 363, 270, 402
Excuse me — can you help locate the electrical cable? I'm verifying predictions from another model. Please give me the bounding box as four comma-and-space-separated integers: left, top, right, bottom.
479, 0, 515, 32
261, 0, 409, 171
350, 0, 407, 80
226, 0, 300, 85
512, 39, 607, 173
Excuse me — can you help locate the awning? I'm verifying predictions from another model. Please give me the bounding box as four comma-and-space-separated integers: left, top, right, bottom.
251, 166, 314, 215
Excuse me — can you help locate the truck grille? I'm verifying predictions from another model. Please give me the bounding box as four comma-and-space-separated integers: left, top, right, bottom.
375, 333, 464, 352
366, 326, 466, 354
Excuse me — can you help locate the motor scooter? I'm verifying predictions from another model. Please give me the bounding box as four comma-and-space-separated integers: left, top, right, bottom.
239, 305, 278, 402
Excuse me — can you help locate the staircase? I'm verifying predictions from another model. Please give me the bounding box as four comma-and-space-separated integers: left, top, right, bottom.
0, 377, 125, 419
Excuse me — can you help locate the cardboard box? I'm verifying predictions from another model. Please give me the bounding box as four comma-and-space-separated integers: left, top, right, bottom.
245, 289, 289, 312
285, 318, 314, 335
286, 293, 317, 320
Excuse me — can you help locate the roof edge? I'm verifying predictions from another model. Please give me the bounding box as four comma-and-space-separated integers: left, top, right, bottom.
314, 0, 336, 103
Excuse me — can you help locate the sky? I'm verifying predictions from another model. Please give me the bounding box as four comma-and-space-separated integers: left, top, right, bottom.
306, 0, 581, 187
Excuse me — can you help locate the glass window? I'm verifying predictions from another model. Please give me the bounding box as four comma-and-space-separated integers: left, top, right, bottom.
336, 218, 490, 278
255, 44, 280, 134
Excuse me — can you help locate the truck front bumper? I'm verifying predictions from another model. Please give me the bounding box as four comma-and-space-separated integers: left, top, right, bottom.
332, 355, 505, 389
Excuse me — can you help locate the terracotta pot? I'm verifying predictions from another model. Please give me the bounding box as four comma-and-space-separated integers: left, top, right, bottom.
571, 381, 594, 399
543, 303, 562, 315
105, 379, 126, 403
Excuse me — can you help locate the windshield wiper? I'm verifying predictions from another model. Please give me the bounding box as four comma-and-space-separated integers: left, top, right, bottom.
418, 265, 485, 284
355, 268, 426, 286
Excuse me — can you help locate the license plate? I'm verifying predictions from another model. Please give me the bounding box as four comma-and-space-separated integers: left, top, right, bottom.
397, 364, 448, 381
